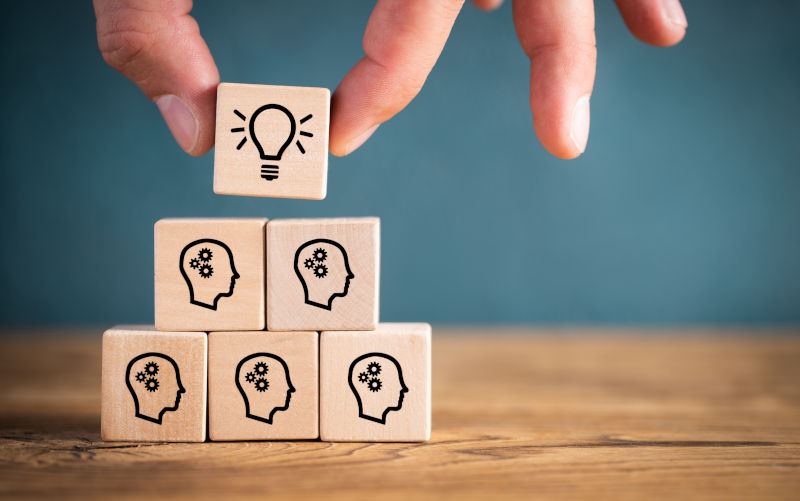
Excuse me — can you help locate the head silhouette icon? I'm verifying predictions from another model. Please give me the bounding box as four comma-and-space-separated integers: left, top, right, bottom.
348, 353, 408, 424
294, 239, 354, 310
179, 238, 239, 310
235, 353, 296, 424
125, 353, 185, 424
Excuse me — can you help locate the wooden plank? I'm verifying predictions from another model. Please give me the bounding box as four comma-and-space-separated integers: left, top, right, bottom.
1, 329, 799, 500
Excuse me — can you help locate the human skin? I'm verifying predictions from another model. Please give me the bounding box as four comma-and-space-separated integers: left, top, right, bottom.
92, 0, 686, 159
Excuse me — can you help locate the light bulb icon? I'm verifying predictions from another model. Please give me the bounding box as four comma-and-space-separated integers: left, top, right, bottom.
231, 105, 313, 182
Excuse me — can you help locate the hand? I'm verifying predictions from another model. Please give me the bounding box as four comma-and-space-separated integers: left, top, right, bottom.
93, 0, 686, 159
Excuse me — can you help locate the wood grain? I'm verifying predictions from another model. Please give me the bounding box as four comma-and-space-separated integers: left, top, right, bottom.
1, 328, 799, 500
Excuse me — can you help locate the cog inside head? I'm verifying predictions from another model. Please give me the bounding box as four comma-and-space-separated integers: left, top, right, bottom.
199, 264, 213, 278
314, 263, 328, 279
145, 377, 160, 392
135, 371, 146, 383
144, 361, 159, 376
367, 377, 382, 392
312, 248, 327, 262
253, 361, 269, 376
304, 257, 315, 269
358, 372, 369, 383
366, 361, 381, 376
255, 377, 269, 392
198, 248, 213, 262
189, 258, 200, 269
245, 372, 255, 383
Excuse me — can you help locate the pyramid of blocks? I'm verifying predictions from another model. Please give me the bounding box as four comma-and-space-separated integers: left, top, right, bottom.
100, 84, 431, 443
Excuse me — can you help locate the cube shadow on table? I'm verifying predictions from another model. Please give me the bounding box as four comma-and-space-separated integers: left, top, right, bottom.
266, 217, 380, 331
320, 323, 431, 442
101, 326, 207, 442
208, 331, 319, 441
154, 218, 267, 332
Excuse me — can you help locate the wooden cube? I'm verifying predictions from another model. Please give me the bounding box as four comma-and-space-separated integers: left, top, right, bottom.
320, 323, 431, 442
155, 218, 267, 331
101, 326, 207, 442
266, 218, 380, 331
214, 83, 330, 200
208, 331, 318, 441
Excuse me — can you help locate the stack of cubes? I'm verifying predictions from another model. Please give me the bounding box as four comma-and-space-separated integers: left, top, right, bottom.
102, 217, 431, 442
101, 84, 430, 443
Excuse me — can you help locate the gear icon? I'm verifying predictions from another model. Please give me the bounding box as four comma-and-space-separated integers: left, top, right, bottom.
313, 248, 327, 262
366, 361, 381, 376
255, 377, 269, 392
253, 361, 269, 376
368, 377, 382, 392
199, 264, 213, 278
304, 257, 315, 269
189, 258, 200, 269
314, 263, 328, 278
144, 361, 159, 376
145, 377, 159, 392
358, 372, 369, 383
245, 372, 255, 383
135, 371, 146, 383
198, 248, 213, 262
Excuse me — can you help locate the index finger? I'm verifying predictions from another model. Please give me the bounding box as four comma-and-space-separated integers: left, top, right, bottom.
329, 0, 464, 156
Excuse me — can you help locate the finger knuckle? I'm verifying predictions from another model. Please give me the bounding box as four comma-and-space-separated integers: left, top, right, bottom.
95, 9, 162, 73
98, 30, 152, 72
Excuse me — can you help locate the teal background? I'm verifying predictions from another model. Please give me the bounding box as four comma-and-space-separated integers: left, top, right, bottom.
1, 2, 798, 326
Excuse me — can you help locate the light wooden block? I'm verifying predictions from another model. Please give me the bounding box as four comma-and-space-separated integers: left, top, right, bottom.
214, 83, 330, 200
320, 323, 431, 442
208, 331, 318, 441
266, 218, 379, 331
155, 218, 267, 331
101, 326, 207, 442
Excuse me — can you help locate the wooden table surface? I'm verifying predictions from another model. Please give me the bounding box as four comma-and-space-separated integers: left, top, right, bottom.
0, 329, 798, 500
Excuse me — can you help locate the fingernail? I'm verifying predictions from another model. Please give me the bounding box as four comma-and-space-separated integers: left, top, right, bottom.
570, 94, 591, 154
156, 95, 198, 153
662, 0, 688, 28
345, 124, 379, 155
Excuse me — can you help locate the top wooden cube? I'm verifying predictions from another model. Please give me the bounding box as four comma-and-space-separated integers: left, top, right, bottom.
214, 83, 330, 200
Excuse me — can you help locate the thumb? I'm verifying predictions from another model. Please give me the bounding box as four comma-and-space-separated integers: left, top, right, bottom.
93, 0, 219, 156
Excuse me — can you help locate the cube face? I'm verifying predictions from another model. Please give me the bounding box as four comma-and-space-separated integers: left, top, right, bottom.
320, 323, 431, 442
101, 326, 207, 442
214, 83, 330, 200
266, 218, 380, 331
155, 218, 267, 331
208, 331, 319, 440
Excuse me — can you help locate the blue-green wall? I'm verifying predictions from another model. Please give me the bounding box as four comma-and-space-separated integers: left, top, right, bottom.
1, 1, 799, 325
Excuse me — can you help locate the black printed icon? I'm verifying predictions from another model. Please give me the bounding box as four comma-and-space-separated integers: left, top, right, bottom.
231, 105, 313, 181
235, 353, 296, 424
126, 353, 185, 424
348, 353, 408, 425
294, 239, 354, 310
180, 239, 239, 310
